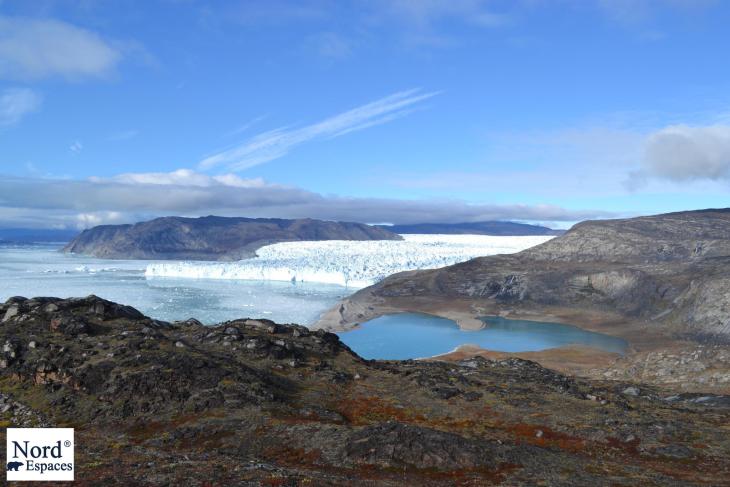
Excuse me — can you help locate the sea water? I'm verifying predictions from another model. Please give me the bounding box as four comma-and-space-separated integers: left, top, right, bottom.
337, 313, 628, 359
0, 243, 346, 325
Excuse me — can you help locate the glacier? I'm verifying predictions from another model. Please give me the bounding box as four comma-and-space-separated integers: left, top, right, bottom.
145, 234, 554, 288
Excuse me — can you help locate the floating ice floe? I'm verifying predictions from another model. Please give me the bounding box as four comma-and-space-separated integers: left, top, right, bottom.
144, 234, 554, 288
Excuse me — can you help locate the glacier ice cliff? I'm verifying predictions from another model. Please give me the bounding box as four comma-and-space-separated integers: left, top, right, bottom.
144, 235, 553, 287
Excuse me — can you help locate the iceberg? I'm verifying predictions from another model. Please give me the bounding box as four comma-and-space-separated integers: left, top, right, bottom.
145, 234, 554, 288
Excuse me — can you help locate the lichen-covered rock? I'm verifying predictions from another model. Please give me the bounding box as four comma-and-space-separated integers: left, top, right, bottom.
345, 422, 501, 469
0, 296, 727, 486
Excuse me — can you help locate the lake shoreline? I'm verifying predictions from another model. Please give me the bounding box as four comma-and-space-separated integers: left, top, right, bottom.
336, 312, 628, 361
319, 294, 730, 392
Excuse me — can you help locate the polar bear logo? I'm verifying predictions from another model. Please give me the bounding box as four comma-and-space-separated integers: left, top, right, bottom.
7, 461, 23, 471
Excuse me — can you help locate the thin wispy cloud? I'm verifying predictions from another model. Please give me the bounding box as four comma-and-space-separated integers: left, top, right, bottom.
229, 1, 329, 26
223, 115, 267, 138
199, 88, 439, 171
596, 0, 718, 25
308, 32, 352, 59
107, 129, 139, 141
379, 0, 510, 30
69, 141, 83, 154
0, 87, 42, 126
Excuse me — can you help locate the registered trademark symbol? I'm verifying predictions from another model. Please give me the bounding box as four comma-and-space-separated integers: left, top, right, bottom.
64, 440, 72, 447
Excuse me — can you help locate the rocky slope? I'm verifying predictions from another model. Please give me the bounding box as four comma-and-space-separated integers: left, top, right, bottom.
63, 216, 401, 261
322, 209, 730, 341
379, 221, 563, 236
1, 295, 729, 485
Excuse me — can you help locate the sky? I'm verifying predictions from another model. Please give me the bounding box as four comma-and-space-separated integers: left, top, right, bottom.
1, 0, 730, 230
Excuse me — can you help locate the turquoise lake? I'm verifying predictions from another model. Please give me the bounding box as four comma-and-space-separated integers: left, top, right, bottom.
338, 313, 628, 360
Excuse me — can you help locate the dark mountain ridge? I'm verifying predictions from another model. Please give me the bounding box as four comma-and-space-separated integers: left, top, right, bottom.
379, 221, 563, 236
62, 215, 401, 261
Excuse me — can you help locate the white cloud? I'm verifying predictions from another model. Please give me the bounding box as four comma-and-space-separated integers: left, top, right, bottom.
69, 141, 84, 154
0, 88, 42, 126
198, 88, 439, 171
634, 124, 730, 184
76, 211, 126, 229
91, 168, 269, 188
0, 16, 121, 80
0, 170, 609, 229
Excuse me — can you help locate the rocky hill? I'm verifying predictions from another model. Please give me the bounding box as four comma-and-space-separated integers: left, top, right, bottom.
380, 221, 563, 236
0, 295, 728, 485
526, 209, 730, 263
321, 209, 730, 341
62, 216, 401, 261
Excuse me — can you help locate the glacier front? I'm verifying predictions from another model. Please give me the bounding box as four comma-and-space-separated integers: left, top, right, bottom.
145, 234, 554, 288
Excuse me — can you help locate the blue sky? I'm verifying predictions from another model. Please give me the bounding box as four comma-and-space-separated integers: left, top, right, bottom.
1, 0, 730, 229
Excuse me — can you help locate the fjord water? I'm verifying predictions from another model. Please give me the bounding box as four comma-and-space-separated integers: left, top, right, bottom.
1, 235, 551, 325
337, 313, 628, 359
0, 243, 347, 325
